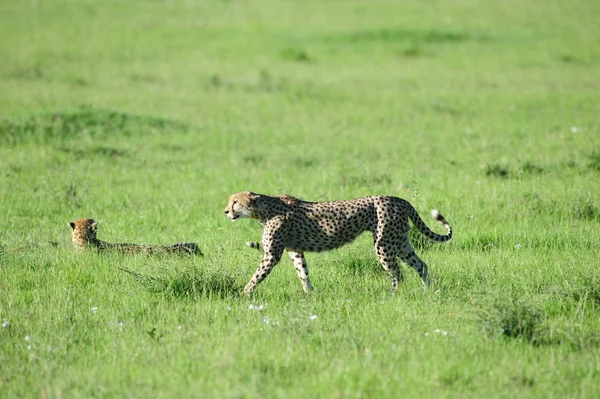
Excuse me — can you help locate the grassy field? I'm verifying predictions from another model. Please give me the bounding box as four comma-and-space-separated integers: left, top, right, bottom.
1, 0, 600, 397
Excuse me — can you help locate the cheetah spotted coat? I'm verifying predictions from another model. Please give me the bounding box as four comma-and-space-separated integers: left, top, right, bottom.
69, 218, 202, 256
224, 191, 452, 294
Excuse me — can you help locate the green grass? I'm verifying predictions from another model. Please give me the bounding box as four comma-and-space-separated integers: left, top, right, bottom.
1, 0, 600, 397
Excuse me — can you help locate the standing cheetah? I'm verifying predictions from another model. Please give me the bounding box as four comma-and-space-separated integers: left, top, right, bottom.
224, 191, 452, 295
69, 218, 202, 255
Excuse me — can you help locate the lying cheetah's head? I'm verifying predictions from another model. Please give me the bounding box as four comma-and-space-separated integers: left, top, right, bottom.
224, 191, 260, 221
69, 218, 98, 249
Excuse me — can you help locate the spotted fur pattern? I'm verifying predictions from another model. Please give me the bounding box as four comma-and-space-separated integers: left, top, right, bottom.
69, 218, 202, 255
224, 191, 452, 295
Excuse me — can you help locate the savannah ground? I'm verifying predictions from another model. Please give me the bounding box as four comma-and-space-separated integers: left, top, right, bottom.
1, 0, 599, 397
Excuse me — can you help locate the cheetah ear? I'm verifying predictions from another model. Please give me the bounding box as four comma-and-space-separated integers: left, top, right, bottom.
247, 192, 260, 206
91, 222, 98, 231
69, 222, 75, 230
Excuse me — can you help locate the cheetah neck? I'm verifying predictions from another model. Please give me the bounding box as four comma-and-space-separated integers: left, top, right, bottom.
254, 196, 290, 222
73, 236, 103, 250
77, 237, 108, 250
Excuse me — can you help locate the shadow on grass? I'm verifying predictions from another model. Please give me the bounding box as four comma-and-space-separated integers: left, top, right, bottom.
561, 276, 600, 308
455, 235, 496, 251
524, 192, 600, 223
58, 145, 129, 159
327, 28, 488, 45
485, 163, 510, 178
280, 47, 313, 62
340, 173, 392, 190
119, 266, 241, 299
572, 197, 600, 222
337, 256, 382, 278
485, 161, 548, 179
0, 108, 198, 146
588, 152, 600, 172
477, 295, 600, 350
479, 297, 544, 343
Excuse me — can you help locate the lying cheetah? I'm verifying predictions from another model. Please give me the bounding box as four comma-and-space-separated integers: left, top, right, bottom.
224, 191, 452, 294
69, 218, 202, 255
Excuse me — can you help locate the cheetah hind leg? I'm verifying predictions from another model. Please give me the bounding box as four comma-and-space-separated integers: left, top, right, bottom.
399, 242, 432, 287
374, 244, 402, 292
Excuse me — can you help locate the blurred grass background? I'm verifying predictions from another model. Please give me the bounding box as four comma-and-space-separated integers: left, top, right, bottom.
1, 0, 599, 397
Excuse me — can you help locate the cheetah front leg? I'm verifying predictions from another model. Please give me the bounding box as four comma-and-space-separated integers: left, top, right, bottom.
242, 253, 282, 295
242, 223, 286, 295
287, 251, 314, 292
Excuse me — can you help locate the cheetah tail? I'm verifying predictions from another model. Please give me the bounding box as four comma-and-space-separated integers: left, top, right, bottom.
246, 241, 262, 251
410, 208, 452, 243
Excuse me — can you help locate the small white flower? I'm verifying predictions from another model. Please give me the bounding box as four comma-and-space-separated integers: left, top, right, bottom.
435, 289, 441, 294
442, 331, 448, 336
25, 336, 31, 341
249, 303, 266, 311
571, 126, 579, 133
309, 315, 318, 320
263, 317, 270, 324
2, 319, 9, 327
514, 244, 522, 249
177, 325, 182, 330
424, 332, 430, 336
27, 345, 32, 350
227, 306, 232, 311
434, 329, 441, 334
91, 307, 98, 313
118, 321, 125, 327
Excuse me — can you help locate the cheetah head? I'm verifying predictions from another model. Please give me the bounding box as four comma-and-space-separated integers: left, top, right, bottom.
224, 191, 260, 221
69, 218, 98, 249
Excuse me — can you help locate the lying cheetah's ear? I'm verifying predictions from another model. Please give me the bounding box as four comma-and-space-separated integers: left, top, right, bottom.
69, 222, 76, 230
91, 222, 98, 231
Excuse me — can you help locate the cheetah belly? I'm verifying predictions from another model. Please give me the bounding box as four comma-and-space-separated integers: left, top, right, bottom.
285, 213, 369, 252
